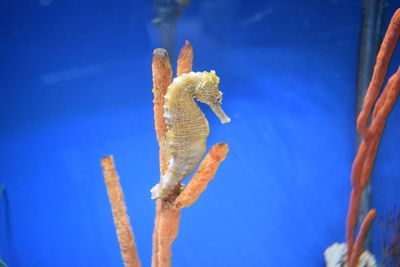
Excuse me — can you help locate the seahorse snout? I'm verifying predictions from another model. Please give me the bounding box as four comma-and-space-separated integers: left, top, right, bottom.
210, 103, 231, 124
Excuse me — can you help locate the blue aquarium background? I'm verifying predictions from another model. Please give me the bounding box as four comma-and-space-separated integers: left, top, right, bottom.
1, 0, 400, 266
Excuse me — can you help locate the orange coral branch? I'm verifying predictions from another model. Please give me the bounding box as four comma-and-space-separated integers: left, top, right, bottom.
357, 9, 400, 137
346, 8, 400, 266
348, 209, 377, 267
177, 40, 193, 77
101, 155, 141, 267
151, 48, 173, 267
152, 48, 173, 175
153, 42, 193, 267
152, 42, 192, 267
151, 200, 162, 267
156, 201, 181, 267
155, 143, 229, 266
174, 143, 229, 209
346, 189, 362, 252
151, 41, 228, 267
100, 41, 226, 267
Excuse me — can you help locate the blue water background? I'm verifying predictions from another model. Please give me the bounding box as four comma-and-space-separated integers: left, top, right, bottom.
1, 1, 400, 266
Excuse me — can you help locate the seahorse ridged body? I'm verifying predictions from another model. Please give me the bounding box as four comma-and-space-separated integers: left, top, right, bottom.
151, 71, 230, 199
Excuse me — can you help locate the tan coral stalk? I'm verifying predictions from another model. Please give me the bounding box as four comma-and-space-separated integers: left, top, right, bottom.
346, 9, 400, 267
151, 41, 229, 267
152, 48, 173, 175
156, 201, 181, 267
357, 9, 400, 137
100, 40, 228, 267
152, 42, 192, 267
153, 41, 194, 267
153, 142, 229, 267
101, 156, 141, 267
348, 209, 377, 267
174, 143, 229, 209
177, 40, 193, 77
151, 48, 174, 267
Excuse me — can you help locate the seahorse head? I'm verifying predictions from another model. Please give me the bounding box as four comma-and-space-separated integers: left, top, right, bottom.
194, 70, 231, 124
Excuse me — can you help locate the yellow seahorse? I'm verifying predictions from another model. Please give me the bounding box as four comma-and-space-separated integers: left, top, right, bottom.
151, 70, 230, 199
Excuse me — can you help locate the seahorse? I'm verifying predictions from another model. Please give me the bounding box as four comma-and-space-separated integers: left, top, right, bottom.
151, 70, 230, 199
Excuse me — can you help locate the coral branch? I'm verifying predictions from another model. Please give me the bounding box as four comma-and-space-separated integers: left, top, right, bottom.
346, 8, 400, 266
157, 201, 181, 267
151, 48, 173, 267
369, 68, 400, 139
101, 156, 141, 267
349, 210, 377, 267
177, 40, 193, 76
151, 41, 228, 267
357, 9, 400, 136
347, 189, 362, 251
152, 42, 193, 267
152, 48, 173, 175
174, 143, 229, 209
101, 41, 227, 267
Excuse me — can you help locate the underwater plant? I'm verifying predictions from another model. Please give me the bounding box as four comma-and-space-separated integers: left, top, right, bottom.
100, 40, 230, 267
325, 8, 400, 267
346, 8, 400, 267
150, 40, 230, 267
380, 207, 400, 267
101, 157, 141, 267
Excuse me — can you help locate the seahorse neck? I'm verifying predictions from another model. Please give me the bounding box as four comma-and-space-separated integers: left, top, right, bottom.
165, 72, 204, 104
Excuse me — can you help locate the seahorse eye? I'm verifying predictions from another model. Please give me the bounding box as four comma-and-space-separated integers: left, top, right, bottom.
215, 92, 223, 103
